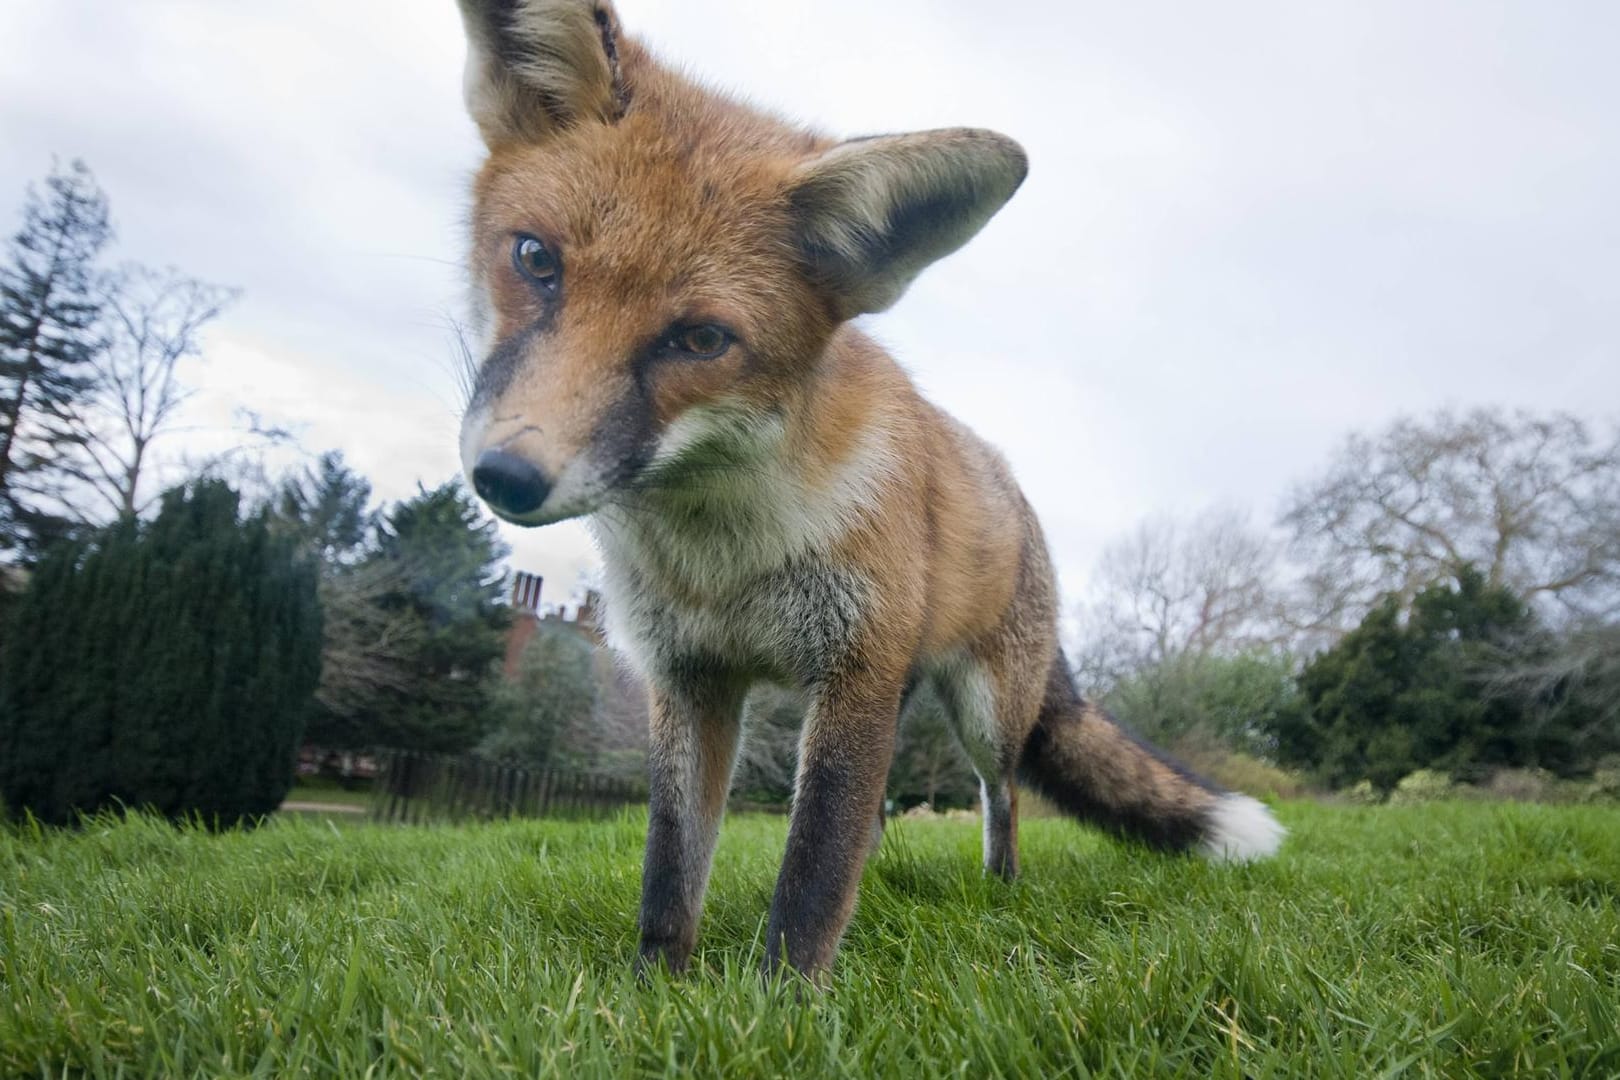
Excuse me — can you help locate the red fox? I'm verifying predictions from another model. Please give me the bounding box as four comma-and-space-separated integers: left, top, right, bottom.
453, 0, 1285, 980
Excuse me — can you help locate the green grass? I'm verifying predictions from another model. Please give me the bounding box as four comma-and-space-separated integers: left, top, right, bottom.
2, 803, 1617, 1078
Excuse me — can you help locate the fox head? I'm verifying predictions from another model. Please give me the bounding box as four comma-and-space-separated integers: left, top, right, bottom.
455, 0, 1027, 525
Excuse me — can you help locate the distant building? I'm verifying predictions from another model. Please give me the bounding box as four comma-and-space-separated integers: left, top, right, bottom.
503, 570, 603, 678
544, 587, 602, 642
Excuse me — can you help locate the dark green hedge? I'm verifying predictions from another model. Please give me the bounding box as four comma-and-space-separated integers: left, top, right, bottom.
0, 480, 321, 825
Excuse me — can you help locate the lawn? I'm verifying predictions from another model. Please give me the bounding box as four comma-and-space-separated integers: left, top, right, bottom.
2, 802, 1617, 1078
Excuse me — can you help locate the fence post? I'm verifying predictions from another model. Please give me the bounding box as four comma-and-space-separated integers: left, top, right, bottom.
369, 749, 391, 823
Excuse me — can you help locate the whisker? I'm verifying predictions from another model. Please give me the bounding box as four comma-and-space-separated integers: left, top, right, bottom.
441, 315, 479, 410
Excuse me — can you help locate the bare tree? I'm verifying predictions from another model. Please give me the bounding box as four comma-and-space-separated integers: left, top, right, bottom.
1482, 618, 1620, 754
1281, 408, 1620, 634
182, 408, 297, 507
1072, 506, 1286, 689
65, 265, 237, 520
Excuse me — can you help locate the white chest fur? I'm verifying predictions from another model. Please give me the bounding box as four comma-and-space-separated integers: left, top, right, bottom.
588, 403, 893, 684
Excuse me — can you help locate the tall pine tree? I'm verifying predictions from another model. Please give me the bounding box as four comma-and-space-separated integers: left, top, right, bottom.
0, 161, 111, 559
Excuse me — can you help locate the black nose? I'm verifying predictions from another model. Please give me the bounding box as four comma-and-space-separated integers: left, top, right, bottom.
471, 450, 551, 516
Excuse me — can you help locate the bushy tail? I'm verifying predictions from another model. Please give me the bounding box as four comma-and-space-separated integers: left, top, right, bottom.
1017, 657, 1285, 862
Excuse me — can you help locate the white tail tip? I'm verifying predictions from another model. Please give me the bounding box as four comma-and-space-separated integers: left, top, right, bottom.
1200, 794, 1286, 863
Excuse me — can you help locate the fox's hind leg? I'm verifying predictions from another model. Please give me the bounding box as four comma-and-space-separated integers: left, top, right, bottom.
932, 652, 1040, 881
980, 774, 1020, 880
868, 800, 886, 857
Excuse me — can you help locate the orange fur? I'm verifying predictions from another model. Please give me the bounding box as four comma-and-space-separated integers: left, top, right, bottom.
452, 0, 1283, 982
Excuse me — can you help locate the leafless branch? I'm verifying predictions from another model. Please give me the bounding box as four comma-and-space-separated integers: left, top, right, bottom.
1280, 407, 1620, 635
60, 264, 238, 519
1073, 506, 1290, 690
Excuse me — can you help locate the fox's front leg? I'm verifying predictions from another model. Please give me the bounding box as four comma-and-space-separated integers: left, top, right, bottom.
637, 677, 745, 974
764, 671, 901, 980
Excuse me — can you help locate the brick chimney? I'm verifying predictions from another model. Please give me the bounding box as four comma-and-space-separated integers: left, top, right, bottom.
503, 570, 543, 678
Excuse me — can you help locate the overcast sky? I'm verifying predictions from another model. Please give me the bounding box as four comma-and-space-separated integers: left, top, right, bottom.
4, 0, 1616, 613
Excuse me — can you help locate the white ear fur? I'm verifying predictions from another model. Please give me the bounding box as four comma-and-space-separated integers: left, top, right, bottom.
788, 129, 1027, 320
458, 0, 625, 147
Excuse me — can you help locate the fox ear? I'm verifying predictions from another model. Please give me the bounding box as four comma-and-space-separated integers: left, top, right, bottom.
457, 0, 629, 148
787, 129, 1027, 320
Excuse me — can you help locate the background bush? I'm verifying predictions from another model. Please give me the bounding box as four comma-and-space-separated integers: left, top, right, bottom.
0, 480, 321, 824
1287, 567, 1599, 792
1103, 650, 1304, 762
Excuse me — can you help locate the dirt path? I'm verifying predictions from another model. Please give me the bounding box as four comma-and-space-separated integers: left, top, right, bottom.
278, 800, 368, 815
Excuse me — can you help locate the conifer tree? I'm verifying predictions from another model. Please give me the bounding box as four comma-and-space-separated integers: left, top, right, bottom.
270, 467, 512, 754
276, 450, 375, 565
0, 479, 321, 824
349, 479, 510, 752
0, 161, 111, 558
274, 451, 399, 748
1286, 566, 1560, 791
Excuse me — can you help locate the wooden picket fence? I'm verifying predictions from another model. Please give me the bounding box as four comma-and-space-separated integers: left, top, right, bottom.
369, 748, 645, 825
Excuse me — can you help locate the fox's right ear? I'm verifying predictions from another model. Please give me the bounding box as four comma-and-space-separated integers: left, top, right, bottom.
457, 0, 629, 148
787, 128, 1028, 321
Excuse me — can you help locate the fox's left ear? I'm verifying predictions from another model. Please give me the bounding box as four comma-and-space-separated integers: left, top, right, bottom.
457, 0, 629, 148
787, 128, 1027, 320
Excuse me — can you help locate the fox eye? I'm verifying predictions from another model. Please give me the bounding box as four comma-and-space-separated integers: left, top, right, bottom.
664, 324, 734, 360
512, 234, 559, 290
